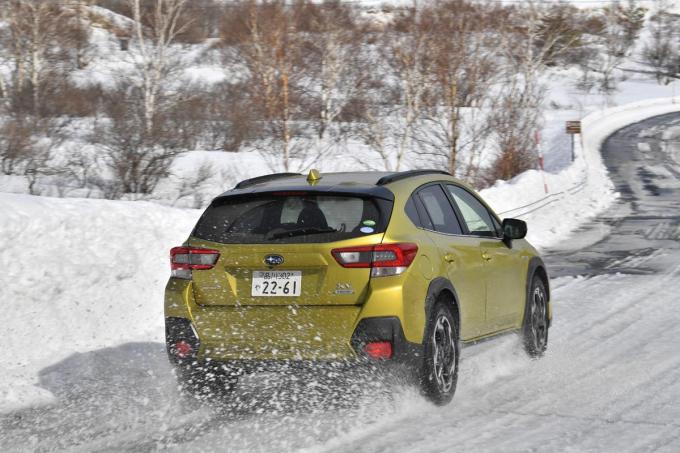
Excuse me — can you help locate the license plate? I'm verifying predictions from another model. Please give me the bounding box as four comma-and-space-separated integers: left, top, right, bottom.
252, 270, 302, 297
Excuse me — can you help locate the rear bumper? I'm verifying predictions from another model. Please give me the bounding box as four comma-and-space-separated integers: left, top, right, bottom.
166, 314, 423, 370
165, 278, 424, 365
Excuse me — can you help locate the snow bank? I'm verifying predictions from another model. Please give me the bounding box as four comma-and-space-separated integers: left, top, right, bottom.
0, 193, 200, 412
3, 97, 680, 412
480, 97, 680, 249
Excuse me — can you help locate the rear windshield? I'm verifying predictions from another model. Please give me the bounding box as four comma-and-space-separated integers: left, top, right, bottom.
192, 193, 392, 244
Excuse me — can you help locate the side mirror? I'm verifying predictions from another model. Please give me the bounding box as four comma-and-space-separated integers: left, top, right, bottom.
502, 218, 527, 240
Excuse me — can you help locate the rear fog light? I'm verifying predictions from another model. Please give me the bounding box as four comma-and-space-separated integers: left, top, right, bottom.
363, 341, 393, 359
173, 340, 194, 359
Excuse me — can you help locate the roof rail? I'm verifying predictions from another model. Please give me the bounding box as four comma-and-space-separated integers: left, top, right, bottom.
376, 169, 451, 186
234, 172, 300, 189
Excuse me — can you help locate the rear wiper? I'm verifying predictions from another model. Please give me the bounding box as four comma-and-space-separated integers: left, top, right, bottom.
268, 227, 337, 240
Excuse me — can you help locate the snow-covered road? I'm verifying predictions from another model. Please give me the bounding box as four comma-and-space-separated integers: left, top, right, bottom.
2, 113, 680, 452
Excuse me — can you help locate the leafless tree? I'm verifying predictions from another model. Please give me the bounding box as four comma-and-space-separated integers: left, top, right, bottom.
0, 113, 68, 194
234, 0, 311, 171
0, 0, 92, 113
94, 86, 184, 196
585, 1, 646, 94
4, 1, 68, 114
0, 114, 33, 175
486, 77, 545, 184
82, 0, 194, 197
299, 0, 365, 141
412, 1, 500, 178
642, 1, 680, 84
357, 6, 437, 171
128, 0, 191, 135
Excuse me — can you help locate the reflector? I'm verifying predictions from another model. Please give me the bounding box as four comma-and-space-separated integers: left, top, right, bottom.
173, 340, 193, 359
363, 341, 393, 359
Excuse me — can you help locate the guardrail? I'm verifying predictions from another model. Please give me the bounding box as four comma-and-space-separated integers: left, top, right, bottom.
495, 96, 680, 221
497, 175, 587, 219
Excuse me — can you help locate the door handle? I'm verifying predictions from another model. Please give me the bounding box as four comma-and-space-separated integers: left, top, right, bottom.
481, 251, 492, 261
444, 253, 456, 263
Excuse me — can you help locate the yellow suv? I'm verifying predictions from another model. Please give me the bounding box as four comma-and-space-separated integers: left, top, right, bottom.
165, 170, 551, 405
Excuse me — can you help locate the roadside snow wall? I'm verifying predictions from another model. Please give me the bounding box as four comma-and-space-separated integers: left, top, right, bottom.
2, 97, 680, 412
0, 194, 200, 411
481, 97, 680, 249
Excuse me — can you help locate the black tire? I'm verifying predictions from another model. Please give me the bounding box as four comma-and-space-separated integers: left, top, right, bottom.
522, 276, 549, 357
419, 301, 459, 405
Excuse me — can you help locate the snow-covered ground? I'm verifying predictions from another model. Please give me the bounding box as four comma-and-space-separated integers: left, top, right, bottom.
307, 272, 680, 453
0, 195, 200, 412
2, 94, 680, 415
4, 2, 680, 450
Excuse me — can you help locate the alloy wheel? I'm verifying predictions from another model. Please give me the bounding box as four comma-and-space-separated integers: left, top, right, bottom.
431, 315, 456, 393
530, 285, 548, 352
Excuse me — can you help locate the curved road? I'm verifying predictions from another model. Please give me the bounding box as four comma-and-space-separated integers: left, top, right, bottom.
546, 111, 680, 278
3, 113, 680, 452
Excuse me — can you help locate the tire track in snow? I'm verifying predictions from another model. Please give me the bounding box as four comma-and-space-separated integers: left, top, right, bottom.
4, 114, 680, 452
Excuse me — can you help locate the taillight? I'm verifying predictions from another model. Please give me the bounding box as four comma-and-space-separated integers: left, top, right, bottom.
331, 243, 418, 277
170, 246, 220, 279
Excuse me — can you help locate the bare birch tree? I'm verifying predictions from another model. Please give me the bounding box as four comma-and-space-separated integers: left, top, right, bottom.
357, 7, 436, 171
4, 1, 67, 114
236, 0, 309, 171
300, 0, 365, 141
128, 0, 190, 135
585, 1, 646, 94
642, 1, 680, 84
412, 2, 500, 179
91, 0, 192, 196
483, 1, 557, 184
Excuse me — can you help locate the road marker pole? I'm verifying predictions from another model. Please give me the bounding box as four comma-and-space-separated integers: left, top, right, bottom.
536, 130, 548, 194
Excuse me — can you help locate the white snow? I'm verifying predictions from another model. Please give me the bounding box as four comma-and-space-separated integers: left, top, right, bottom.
5, 3, 680, 447
481, 96, 680, 249
3, 94, 680, 414
0, 194, 200, 412
303, 271, 680, 453
2, 88, 680, 418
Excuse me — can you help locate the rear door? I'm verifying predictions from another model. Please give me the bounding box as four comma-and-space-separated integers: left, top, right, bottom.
445, 184, 525, 332
413, 184, 488, 340
188, 192, 390, 307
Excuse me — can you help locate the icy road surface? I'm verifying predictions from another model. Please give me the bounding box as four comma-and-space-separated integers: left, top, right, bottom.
3, 113, 680, 452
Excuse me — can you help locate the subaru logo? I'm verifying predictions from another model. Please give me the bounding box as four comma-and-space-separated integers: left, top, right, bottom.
264, 254, 284, 266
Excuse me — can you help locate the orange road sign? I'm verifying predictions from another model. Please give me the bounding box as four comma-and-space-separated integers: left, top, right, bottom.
566, 121, 581, 134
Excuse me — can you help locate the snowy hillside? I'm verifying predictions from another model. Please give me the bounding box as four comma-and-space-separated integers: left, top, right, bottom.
3, 0, 679, 209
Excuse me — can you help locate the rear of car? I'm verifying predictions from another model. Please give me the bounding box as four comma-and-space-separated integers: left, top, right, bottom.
164, 175, 420, 373
164, 170, 551, 404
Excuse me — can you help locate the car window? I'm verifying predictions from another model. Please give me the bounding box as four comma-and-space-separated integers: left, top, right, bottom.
280, 196, 365, 230
193, 193, 391, 243
405, 196, 420, 226
446, 185, 498, 237
417, 185, 463, 235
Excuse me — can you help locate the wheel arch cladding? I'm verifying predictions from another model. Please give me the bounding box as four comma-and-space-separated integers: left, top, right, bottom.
425, 277, 460, 331
527, 257, 550, 301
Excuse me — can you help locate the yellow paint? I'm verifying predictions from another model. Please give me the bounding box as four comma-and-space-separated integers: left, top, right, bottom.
164, 173, 549, 361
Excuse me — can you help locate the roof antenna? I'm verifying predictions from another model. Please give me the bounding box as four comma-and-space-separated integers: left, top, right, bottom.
307, 169, 322, 184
